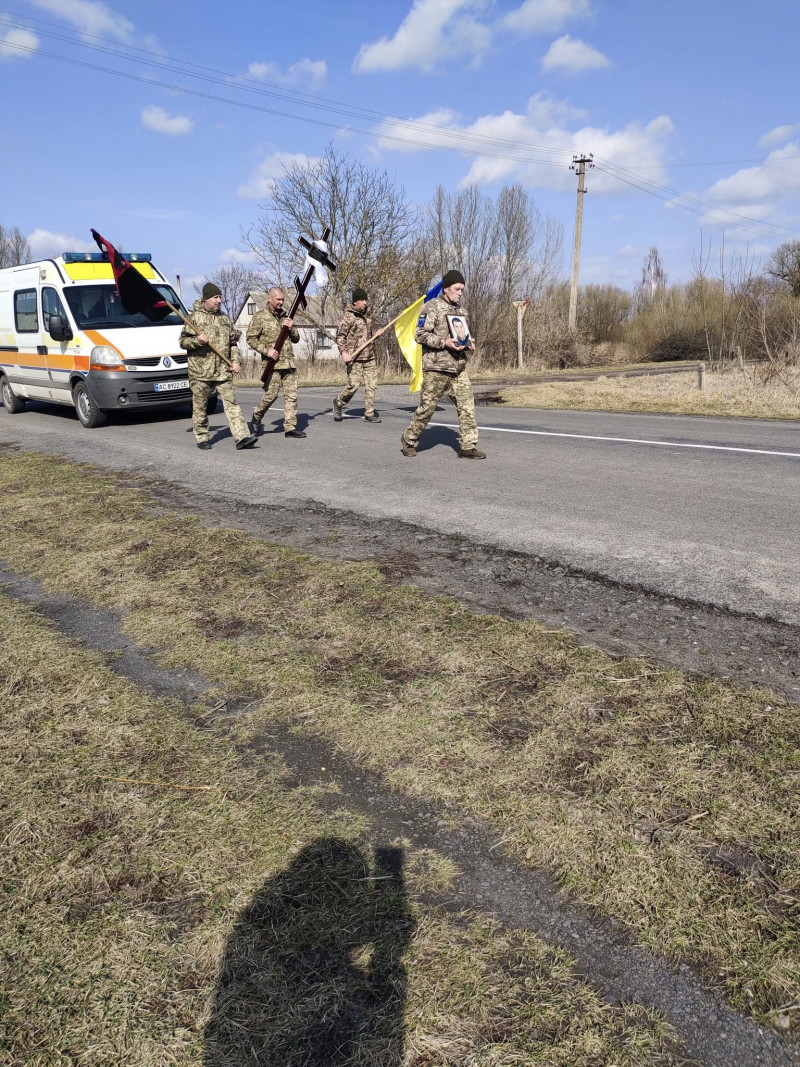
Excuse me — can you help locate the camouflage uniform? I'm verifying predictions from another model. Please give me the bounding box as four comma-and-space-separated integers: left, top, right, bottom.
247, 306, 301, 432
402, 295, 478, 451
335, 305, 378, 418
179, 299, 251, 444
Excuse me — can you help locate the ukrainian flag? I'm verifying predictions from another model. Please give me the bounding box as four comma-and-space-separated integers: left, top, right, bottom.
394, 281, 443, 393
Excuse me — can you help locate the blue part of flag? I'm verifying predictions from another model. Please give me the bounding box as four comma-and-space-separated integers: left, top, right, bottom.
417, 281, 443, 326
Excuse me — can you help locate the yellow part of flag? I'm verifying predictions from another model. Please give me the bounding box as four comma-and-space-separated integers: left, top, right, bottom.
393, 294, 426, 394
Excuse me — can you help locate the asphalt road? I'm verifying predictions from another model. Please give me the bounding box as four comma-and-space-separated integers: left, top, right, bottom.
1, 385, 798, 624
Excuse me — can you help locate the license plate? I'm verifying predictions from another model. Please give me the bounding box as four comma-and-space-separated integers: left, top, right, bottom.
154, 380, 187, 392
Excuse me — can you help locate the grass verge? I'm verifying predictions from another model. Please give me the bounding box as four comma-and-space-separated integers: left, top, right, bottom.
1, 447, 798, 1034
495, 371, 800, 419
0, 594, 684, 1065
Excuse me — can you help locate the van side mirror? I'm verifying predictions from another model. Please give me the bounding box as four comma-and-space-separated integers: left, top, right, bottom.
48, 315, 73, 342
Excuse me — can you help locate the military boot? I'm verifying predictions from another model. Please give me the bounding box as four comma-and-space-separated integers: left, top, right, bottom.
401, 434, 416, 457
333, 398, 343, 421
458, 447, 486, 459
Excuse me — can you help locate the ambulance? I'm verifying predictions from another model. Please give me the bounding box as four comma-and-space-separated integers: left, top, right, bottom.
0, 251, 202, 428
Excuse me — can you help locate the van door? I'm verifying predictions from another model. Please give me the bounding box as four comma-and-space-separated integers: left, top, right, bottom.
12, 287, 50, 399
41, 286, 77, 404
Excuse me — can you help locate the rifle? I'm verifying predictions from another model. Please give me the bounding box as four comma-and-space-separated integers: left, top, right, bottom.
261, 226, 337, 388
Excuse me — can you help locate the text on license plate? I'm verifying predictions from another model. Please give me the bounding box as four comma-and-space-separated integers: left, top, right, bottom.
154, 380, 188, 392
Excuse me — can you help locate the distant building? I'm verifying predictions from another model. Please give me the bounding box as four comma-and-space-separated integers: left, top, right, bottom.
233, 290, 341, 362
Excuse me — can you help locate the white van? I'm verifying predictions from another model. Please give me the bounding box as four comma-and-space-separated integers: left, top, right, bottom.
0, 251, 204, 427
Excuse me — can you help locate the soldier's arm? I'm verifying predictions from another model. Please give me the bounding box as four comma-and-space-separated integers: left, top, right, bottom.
414, 305, 447, 349
246, 315, 270, 358
288, 321, 300, 343
336, 313, 354, 356
179, 316, 205, 351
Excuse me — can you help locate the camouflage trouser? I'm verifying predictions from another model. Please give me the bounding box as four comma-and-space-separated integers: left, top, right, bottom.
336, 360, 378, 417
404, 369, 478, 450
190, 378, 250, 444
252, 368, 297, 431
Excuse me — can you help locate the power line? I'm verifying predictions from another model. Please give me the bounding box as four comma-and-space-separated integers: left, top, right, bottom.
1, 10, 797, 241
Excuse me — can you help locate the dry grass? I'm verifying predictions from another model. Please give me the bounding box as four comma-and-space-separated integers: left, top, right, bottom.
0, 593, 686, 1065
497, 367, 800, 419
1, 448, 798, 1038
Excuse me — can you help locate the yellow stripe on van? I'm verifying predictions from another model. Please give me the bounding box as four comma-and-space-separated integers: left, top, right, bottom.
62, 262, 157, 281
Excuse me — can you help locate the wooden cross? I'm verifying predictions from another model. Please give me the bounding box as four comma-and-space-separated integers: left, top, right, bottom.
260, 226, 337, 387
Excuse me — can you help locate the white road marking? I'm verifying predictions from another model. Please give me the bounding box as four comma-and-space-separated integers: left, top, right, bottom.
275, 401, 800, 458
432, 420, 800, 459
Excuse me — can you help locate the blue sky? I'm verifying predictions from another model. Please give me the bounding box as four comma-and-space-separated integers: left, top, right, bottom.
2, 0, 799, 294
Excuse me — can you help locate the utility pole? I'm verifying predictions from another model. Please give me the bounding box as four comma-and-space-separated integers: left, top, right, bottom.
568, 154, 593, 333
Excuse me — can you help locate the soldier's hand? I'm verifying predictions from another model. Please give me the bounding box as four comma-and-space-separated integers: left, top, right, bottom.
197, 332, 209, 344
231, 361, 241, 374
268, 348, 279, 360
284, 317, 293, 330
343, 353, 354, 363
444, 338, 461, 351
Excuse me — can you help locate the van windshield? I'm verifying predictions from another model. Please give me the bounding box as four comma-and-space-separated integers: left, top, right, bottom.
63, 284, 186, 328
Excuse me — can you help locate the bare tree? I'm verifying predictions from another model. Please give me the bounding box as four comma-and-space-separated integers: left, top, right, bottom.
197, 262, 263, 318
421, 183, 563, 364
0, 225, 31, 268
242, 145, 424, 324
765, 238, 800, 298
633, 246, 667, 311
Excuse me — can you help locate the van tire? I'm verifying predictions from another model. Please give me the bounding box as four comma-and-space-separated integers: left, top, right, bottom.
72, 381, 108, 428
1, 375, 26, 414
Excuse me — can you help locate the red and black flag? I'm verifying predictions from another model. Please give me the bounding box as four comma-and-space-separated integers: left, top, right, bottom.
91, 229, 171, 322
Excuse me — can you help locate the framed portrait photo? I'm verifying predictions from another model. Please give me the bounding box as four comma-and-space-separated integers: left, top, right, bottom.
446, 314, 471, 348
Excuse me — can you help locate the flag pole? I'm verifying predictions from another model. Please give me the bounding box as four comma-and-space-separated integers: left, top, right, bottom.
344, 309, 407, 362
164, 299, 233, 369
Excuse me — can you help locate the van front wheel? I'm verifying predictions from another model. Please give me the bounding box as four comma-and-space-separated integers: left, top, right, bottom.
73, 381, 108, 428
1, 375, 26, 414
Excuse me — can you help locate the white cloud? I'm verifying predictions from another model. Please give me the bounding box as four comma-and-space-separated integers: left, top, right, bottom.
141, 105, 193, 136
376, 93, 672, 192
541, 34, 609, 73
237, 151, 321, 199
759, 124, 800, 149
28, 0, 134, 41
245, 58, 327, 92
0, 24, 39, 60
217, 247, 257, 264
354, 0, 491, 74
27, 229, 95, 260
703, 143, 800, 206
503, 0, 591, 33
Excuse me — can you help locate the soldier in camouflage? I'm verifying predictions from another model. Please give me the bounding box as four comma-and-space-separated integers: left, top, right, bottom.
248, 287, 306, 438
333, 288, 385, 423
179, 283, 257, 451
401, 270, 486, 460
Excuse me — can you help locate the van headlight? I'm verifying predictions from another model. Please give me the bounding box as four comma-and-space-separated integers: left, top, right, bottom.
90, 345, 123, 366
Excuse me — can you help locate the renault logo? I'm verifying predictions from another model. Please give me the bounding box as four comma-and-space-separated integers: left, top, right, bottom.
163, 356, 172, 368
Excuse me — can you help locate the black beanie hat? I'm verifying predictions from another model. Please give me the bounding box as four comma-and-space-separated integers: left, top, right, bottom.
352, 287, 368, 303
442, 269, 465, 288
202, 281, 222, 300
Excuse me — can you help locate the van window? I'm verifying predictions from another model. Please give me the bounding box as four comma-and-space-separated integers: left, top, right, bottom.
14, 289, 38, 332
63, 284, 186, 328
42, 287, 69, 333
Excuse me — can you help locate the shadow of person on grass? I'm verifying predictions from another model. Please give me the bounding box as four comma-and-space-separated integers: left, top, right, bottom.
204, 838, 415, 1067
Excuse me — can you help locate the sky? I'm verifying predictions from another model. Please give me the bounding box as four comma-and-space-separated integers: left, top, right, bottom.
1, 0, 799, 296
